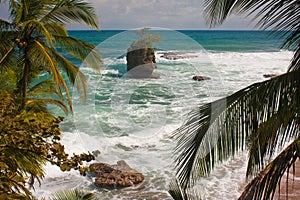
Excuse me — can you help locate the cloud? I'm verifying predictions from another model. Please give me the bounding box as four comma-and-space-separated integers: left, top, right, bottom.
0, 0, 254, 30
87, 0, 253, 30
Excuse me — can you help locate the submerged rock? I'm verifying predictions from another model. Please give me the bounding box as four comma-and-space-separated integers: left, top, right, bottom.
192, 75, 211, 81
263, 74, 278, 78
160, 52, 197, 60
89, 160, 144, 189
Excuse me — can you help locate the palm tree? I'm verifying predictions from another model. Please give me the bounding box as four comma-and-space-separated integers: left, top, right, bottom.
0, 0, 101, 199
170, 0, 300, 199
0, 0, 102, 113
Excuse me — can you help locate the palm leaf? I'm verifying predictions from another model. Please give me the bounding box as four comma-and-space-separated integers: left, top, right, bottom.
26, 98, 68, 114
246, 105, 298, 178
204, 0, 300, 50
54, 35, 102, 72
239, 137, 300, 200
288, 45, 300, 72
173, 70, 300, 190
21, 19, 55, 48
0, 175, 33, 199
44, 22, 68, 36
27, 78, 68, 114
169, 178, 189, 200
0, 47, 16, 71
4, 146, 46, 189
29, 39, 73, 111
28, 78, 61, 98
0, 29, 17, 71
0, 18, 14, 30
40, 0, 99, 30
51, 49, 88, 102
50, 189, 97, 200
0, 68, 18, 93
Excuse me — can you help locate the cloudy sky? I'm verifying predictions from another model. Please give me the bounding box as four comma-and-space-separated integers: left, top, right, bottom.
0, 0, 255, 30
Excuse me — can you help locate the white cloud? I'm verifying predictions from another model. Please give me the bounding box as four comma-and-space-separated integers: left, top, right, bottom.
0, 0, 254, 30
87, 0, 254, 30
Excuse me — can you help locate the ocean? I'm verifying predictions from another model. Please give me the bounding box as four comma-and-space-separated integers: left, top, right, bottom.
33, 29, 294, 199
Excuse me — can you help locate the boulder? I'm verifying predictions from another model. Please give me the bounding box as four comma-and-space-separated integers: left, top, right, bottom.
192, 75, 211, 81
89, 160, 144, 189
126, 47, 159, 78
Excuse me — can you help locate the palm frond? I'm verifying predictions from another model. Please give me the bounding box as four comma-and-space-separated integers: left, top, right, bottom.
203, 0, 235, 27
0, 18, 13, 30
288, 45, 300, 72
0, 30, 18, 71
173, 70, 300, 190
50, 189, 97, 200
41, 0, 99, 30
7, 0, 20, 22
54, 35, 102, 72
0, 68, 18, 93
51, 50, 87, 102
22, 19, 55, 48
29, 39, 73, 111
246, 105, 299, 178
0, 176, 34, 199
28, 78, 59, 96
169, 178, 189, 200
4, 146, 46, 184
204, 0, 300, 51
44, 22, 68, 36
26, 98, 68, 114
239, 137, 300, 200
0, 47, 16, 71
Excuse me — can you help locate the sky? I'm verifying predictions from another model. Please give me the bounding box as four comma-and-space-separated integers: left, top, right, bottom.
0, 0, 256, 30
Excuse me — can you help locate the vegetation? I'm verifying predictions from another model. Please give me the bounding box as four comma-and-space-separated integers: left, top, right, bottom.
49, 189, 97, 200
129, 27, 161, 50
0, 0, 102, 112
0, 0, 101, 199
0, 90, 94, 199
170, 0, 299, 199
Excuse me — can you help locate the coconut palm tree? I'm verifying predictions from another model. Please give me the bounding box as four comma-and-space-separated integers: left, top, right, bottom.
0, 0, 102, 113
170, 0, 300, 199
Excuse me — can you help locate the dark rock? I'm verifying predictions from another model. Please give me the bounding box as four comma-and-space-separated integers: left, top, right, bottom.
160, 52, 197, 60
89, 160, 144, 189
126, 47, 159, 78
192, 76, 211, 81
263, 74, 278, 78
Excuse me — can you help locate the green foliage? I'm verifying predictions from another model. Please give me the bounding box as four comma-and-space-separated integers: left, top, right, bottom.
49, 189, 97, 200
129, 27, 161, 50
0, 90, 95, 199
0, 0, 102, 113
0, 0, 101, 199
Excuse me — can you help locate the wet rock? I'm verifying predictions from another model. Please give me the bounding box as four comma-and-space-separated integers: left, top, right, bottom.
160, 52, 197, 60
89, 160, 144, 189
263, 74, 278, 78
192, 75, 211, 81
126, 47, 159, 78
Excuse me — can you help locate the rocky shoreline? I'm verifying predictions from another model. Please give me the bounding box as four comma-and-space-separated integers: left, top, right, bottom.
89, 160, 144, 189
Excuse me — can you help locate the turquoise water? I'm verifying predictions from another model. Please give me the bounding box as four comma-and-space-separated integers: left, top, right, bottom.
34, 30, 293, 199
69, 30, 286, 52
